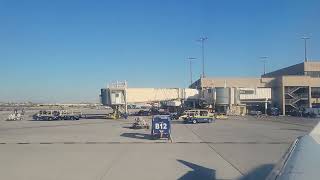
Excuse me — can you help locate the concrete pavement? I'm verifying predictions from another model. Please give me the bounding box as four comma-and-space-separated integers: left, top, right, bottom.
0, 110, 318, 180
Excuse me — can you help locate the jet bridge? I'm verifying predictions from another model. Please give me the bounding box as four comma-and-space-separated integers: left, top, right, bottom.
100, 81, 199, 118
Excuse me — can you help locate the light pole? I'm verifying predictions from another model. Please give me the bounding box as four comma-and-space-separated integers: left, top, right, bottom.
302, 36, 310, 62
259, 56, 268, 76
186, 57, 197, 85
197, 37, 208, 78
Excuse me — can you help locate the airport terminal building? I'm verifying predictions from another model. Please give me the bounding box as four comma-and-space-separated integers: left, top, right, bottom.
190, 61, 320, 115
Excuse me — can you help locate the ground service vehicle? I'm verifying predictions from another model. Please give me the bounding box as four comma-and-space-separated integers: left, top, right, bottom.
180, 109, 212, 120
151, 115, 171, 139
59, 110, 81, 120
249, 110, 262, 116
7, 113, 23, 121
131, 117, 150, 129
33, 110, 80, 121
267, 107, 280, 116
136, 110, 151, 116
303, 108, 320, 118
169, 112, 179, 120
33, 110, 60, 120
183, 109, 215, 124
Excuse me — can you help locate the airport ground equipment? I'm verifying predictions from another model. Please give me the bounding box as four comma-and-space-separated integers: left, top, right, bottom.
184, 116, 214, 124
303, 108, 320, 117
131, 117, 150, 129
215, 114, 228, 119
151, 115, 171, 139
33, 110, 80, 121
183, 109, 215, 124
135, 109, 152, 116
7, 112, 23, 121
133, 108, 169, 116
33, 110, 60, 121
248, 110, 262, 116
180, 109, 214, 119
179, 109, 200, 120
169, 112, 179, 120
59, 110, 81, 120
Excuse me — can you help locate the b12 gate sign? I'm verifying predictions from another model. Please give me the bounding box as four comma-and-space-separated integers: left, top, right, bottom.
151, 115, 171, 139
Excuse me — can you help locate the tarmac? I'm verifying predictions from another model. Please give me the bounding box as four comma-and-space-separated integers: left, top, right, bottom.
0, 109, 318, 180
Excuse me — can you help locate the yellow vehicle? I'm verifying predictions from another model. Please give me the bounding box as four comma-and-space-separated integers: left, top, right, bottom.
215, 114, 228, 119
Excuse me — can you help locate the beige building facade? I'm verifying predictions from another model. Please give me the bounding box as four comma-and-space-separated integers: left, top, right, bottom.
190, 61, 320, 115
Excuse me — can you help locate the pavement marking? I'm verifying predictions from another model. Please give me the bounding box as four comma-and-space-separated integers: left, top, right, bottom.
169, 134, 174, 143
251, 118, 318, 128
280, 128, 308, 132
85, 141, 99, 144
99, 144, 129, 180
184, 124, 245, 176
63, 142, 76, 144
0, 120, 117, 132
0, 141, 292, 145
108, 142, 121, 144
39, 142, 52, 144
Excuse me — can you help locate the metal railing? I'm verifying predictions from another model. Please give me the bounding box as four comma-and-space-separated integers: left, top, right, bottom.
108, 81, 128, 88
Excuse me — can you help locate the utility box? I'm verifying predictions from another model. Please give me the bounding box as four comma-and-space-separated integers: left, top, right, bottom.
151, 115, 171, 139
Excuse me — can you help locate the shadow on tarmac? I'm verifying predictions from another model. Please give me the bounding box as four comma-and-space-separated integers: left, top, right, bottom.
238, 164, 274, 180
176, 160, 274, 180
170, 120, 185, 124
83, 114, 108, 119
122, 125, 133, 129
29, 119, 79, 121
120, 132, 152, 140
177, 159, 216, 180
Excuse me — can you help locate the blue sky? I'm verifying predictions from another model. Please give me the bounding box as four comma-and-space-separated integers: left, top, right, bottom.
0, 0, 319, 103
